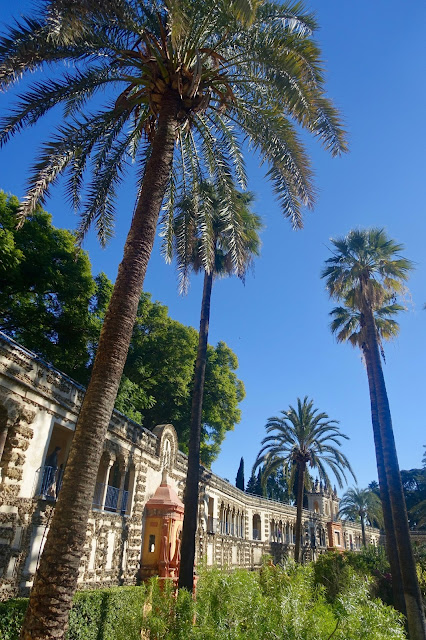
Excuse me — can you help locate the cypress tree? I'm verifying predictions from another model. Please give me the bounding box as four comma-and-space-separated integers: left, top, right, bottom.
236, 457, 245, 491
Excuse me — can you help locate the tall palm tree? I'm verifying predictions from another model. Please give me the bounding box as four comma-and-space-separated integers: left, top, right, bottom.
329, 295, 406, 615
322, 229, 426, 639
339, 487, 383, 547
0, 2, 346, 635
163, 182, 261, 590
254, 396, 355, 563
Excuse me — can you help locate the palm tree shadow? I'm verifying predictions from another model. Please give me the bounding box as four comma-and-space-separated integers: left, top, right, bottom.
96, 592, 110, 640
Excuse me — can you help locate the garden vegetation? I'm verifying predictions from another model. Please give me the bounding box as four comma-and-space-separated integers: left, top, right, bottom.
0, 556, 409, 640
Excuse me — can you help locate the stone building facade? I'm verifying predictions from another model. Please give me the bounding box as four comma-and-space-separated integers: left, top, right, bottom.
0, 333, 380, 600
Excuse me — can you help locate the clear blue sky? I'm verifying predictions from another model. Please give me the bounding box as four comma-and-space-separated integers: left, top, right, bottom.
1, 0, 425, 492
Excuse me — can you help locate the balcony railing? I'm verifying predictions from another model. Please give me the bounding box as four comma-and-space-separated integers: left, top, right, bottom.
92, 483, 129, 514
35, 465, 64, 500
35, 466, 128, 514
218, 521, 244, 538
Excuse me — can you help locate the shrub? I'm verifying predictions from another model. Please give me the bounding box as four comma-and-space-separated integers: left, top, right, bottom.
412, 542, 426, 602
312, 551, 353, 602
142, 563, 406, 640
312, 547, 393, 606
0, 566, 406, 640
0, 586, 147, 640
0, 598, 27, 640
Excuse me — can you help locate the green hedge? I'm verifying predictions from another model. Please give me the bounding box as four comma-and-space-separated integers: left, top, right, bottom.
0, 586, 146, 640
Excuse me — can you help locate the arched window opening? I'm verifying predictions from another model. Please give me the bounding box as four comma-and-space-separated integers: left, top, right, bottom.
252, 513, 261, 540
37, 423, 73, 500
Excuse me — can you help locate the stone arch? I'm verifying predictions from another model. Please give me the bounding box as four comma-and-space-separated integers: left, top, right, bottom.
252, 513, 261, 540
270, 518, 276, 541
152, 424, 178, 471
0, 391, 35, 485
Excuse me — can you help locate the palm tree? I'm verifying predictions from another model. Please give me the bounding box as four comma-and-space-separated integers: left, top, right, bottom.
322, 229, 426, 639
254, 397, 355, 563
329, 294, 406, 614
339, 487, 383, 547
163, 183, 261, 590
0, 2, 346, 635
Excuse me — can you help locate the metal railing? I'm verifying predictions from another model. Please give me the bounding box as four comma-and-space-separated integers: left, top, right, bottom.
92, 482, 129, 514
252, 528, 261, 541
35, 466, 64, 499
218, 521, 244, 538
35, 467, 129, 515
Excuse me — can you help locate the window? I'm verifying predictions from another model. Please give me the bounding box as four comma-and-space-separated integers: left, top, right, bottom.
149, 535, 156, 553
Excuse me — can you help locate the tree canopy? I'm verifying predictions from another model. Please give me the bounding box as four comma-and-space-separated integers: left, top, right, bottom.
116, 296, 245, 466
0, 191, 96, 380
0, 192, 244, 465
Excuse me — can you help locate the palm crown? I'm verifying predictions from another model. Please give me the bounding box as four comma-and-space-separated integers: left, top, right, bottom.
255, 396, 355, 493
0, 0, 346, 246
322, 229, 412, 312
163, 183, 262, 293
339, 487, 383, 528
329, 296, 403, 357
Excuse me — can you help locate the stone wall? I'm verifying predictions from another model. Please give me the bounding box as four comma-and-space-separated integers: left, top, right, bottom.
0, 333, 380, 599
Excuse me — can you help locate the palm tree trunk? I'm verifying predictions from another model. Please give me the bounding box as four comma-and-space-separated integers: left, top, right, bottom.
362, 341, 406, 616
179, 271, 213, 591
294, 461, 306, 563
364, 307, 426, 640
360, 514, 366, 548
20, 91, 180, 640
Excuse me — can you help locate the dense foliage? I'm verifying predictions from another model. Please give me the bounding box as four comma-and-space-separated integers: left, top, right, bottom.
400, 467, 426, 530
0, 192, 96, 381
0, 586, 146, 640
0, 562, 407, 640
313, 548, 394, 607
246, 467, 294, 504
0, 192, 244, 464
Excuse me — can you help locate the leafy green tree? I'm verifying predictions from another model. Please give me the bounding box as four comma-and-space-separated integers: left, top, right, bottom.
400, 468, 426, 531
246, 469, 263, 496
322, 229, 425, 637
339, 487, 383, 547
92, 282, 245, 466
197, 342, 245, 466
164, 184, 261, 590
0, 0, 346, 633
117, 302, 245, 466
0, 201, 243, 465
0, 192, 95, 380
264, 468, 292, 503
247, 464, 293, 503
235, 457, 245, 491
254, 396, 355, 563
